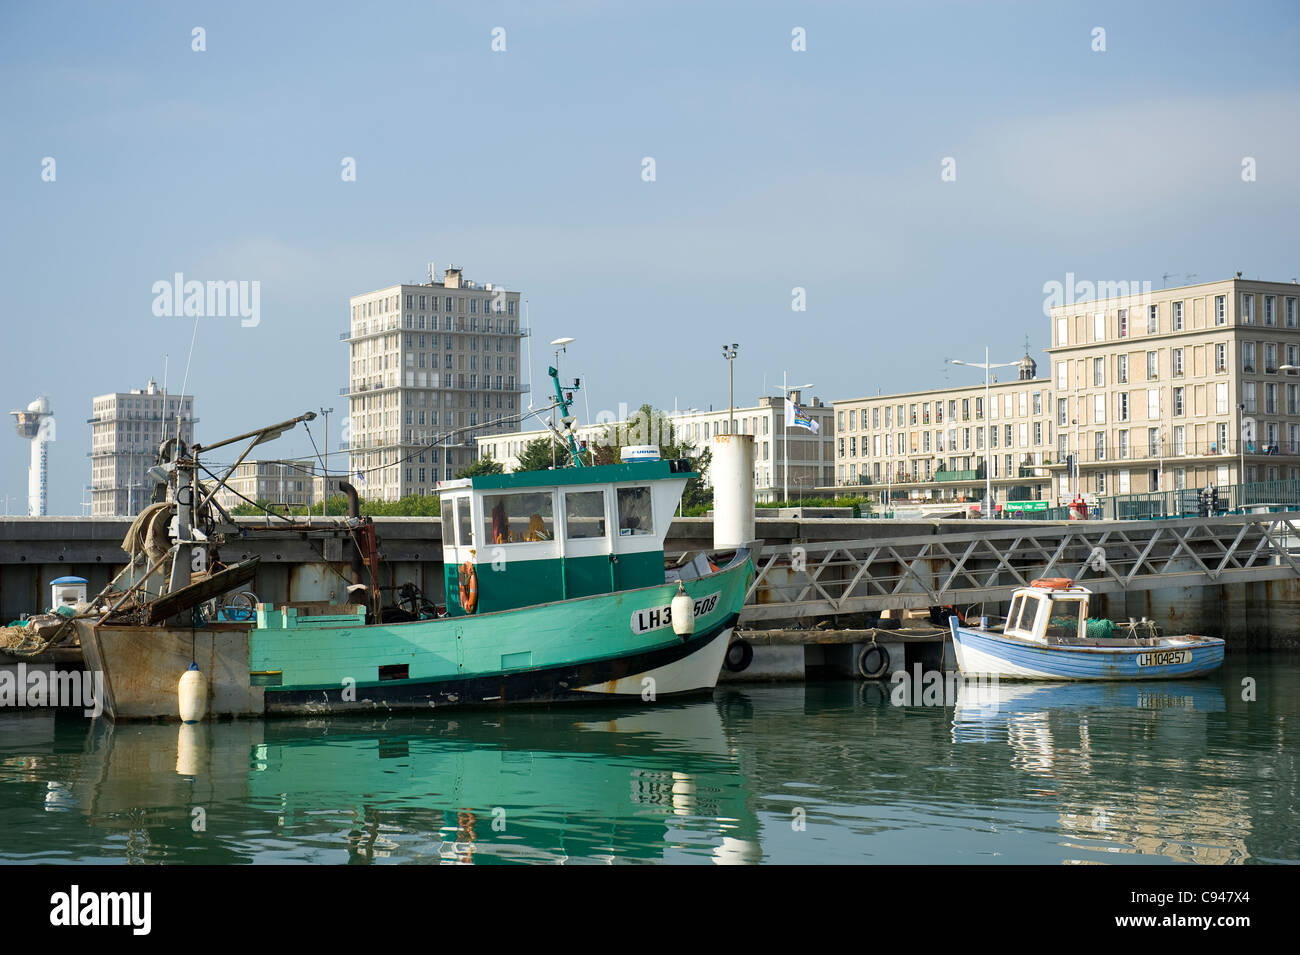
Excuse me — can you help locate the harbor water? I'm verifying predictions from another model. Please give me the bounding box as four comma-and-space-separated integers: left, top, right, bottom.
1, 653, 1295, 865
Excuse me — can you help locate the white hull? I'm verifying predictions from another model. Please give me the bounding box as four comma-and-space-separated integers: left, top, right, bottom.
575, 627, 734, 697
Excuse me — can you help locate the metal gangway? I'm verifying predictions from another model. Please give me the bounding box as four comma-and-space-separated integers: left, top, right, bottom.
740, 513, 1300, 623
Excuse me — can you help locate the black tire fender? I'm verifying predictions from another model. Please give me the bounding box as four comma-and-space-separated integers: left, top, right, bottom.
857, 643, 890, 680
723, 637, 754, 673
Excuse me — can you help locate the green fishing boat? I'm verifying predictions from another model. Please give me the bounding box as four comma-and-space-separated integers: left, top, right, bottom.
248, 368, 755, 714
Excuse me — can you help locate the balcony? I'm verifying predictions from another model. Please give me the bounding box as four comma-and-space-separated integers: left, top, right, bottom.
935, 469, 980, 482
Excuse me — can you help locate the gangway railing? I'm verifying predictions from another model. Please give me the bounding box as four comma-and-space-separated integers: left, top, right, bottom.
741, 513, 1300, 622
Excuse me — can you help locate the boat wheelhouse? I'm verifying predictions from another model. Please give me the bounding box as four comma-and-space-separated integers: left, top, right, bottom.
950, 579, 1225, 681
439, 458, 698, 615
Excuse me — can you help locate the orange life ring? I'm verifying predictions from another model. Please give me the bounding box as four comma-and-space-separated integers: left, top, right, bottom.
458, 561, 478, 613
1030, 577, 1074, 590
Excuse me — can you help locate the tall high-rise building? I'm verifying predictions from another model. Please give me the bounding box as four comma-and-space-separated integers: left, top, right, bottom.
344, 265, 528, 500
89, 379, 196, 516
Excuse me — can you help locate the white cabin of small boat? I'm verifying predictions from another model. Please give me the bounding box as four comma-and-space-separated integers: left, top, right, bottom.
1002, 579, 1092, 644
437, 458, 698, 615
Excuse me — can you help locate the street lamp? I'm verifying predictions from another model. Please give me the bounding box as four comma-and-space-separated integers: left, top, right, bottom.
949, 349, 1019, 518
721, 343, 739, 435
775, 373, 813, 505
319, 406, 333, 514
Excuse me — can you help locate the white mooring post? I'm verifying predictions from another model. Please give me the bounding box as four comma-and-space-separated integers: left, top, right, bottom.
712, 433, 755, 550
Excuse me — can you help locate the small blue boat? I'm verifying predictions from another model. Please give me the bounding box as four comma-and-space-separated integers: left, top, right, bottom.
950, 579, 1225, 681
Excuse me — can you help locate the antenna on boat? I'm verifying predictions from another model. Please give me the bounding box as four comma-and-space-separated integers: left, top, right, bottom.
549, 337, 585, 467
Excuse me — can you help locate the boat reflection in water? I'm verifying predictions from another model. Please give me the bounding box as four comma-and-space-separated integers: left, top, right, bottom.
951, 678, 1249, 864
63, 700, 761, 865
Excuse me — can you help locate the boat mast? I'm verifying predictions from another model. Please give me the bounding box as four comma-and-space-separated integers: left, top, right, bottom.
548, 337, 585, 467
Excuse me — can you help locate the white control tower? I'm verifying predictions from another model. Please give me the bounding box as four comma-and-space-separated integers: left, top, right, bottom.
10, 396, 55, 516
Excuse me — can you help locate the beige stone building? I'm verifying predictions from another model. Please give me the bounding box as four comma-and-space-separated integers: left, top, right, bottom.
345, 265, 527, 500
829, 276, 1300, 510
831, 357, 1055, 507
213, 459, 317, 512
1047, 277, 1300, 498
89, 380, 195, 517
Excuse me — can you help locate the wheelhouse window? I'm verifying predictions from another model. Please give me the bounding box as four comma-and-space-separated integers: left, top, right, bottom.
616, 486, 654, 536
456, 496, 473, 547
483, 491, 554, 543
1045, 600, 1084, 642
565, 490, 607, 540
441, 499, 459, 548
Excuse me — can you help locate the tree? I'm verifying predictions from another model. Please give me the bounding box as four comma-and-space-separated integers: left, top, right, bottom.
456, 456, 504, 479
515, 435, 569, 471
590, 403, 712, 511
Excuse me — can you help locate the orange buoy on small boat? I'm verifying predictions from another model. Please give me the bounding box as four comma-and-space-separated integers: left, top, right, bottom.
1030, 578, 1074, 590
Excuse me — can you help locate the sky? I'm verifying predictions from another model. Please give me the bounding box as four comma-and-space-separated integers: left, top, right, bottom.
2, 0, 1298, 514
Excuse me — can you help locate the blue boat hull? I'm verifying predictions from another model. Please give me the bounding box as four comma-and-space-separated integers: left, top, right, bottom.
949, 619, 1225, 680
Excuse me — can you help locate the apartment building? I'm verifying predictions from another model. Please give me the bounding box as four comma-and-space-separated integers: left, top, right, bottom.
1046, 277, 1300, 497
345, 265, 528, 500
213, 459, 317, 512
89, 380, 196, 517
831, 355, 1055, 505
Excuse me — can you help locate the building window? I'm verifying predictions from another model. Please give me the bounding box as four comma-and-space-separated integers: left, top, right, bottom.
1094, 312, 1105, 341
1287, 297, 1298, 329
1173, 387, 1185, 416
1172, 348, 1184, 377
1242, 342, 1256, 374
1242, 293, 1254, 324
1118, 392, 1129, 421
1117, 354, 1128, 383
1146, 351, 1158, 380
1265, 295, 1276, 326
1172, 301, 1184, 331
1216, 343, 1227, 372
1265, 342, 1278, 373
1095, 432, 1106, 461
1118, 308, 1128, 338
1056, 360, 1068, 390
1215, 295, 1226, 325
1147, 304, 1158, 334
1093, 357, 1104, 387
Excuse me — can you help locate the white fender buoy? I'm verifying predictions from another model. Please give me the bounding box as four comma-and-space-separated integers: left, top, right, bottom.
178, 662, 207, 723
671, 583, 695, 637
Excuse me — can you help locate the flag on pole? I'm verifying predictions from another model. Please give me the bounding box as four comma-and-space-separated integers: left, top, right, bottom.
353, 467, 366, 488
785, 397, 820, 434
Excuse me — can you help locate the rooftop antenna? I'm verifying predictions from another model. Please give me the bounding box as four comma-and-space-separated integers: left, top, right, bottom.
1162, 272, 1176, 287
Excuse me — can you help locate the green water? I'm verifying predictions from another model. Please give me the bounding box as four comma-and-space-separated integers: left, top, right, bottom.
1, 654, 1295, 864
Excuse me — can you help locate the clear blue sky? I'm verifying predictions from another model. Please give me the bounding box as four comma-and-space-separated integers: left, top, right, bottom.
2, 0, 1297, 513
